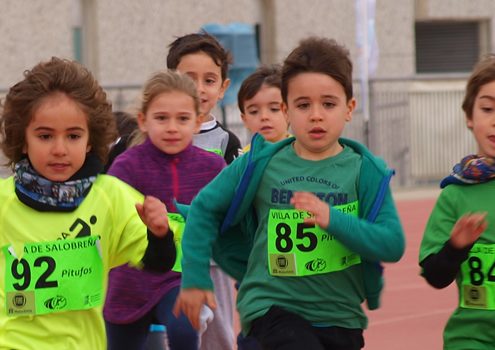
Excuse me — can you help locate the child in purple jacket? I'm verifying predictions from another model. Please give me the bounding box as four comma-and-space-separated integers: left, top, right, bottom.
103, 70, 225, 350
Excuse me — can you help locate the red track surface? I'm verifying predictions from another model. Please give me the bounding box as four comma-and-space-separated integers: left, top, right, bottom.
365, 197, 456, 349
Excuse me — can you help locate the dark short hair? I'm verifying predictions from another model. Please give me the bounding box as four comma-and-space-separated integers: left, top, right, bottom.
281, 37, 353, 103
113, 111, 137, 138
166, 32, 232, 81
237, 64, 282, 113
0, 57, 116, 168
462, 55, 495, 119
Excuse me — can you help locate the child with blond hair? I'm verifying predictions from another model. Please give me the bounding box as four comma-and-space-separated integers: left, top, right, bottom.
103, 70, 225, 350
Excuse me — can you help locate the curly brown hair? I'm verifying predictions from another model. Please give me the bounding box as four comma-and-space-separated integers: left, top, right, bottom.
281, 37, 353, 104
0, 57, 116, 168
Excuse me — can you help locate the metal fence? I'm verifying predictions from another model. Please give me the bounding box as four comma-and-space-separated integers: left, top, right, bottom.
221, 77, 473, 188
371, 77, 473, 187
0, 77, 475, 187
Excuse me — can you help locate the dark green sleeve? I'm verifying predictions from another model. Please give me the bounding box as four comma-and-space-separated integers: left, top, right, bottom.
328, 186, 405, 262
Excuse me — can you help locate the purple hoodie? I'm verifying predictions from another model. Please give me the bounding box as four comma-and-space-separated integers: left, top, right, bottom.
103, 138, 225, 323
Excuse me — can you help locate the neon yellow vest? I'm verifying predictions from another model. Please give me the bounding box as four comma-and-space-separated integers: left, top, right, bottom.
0, 175, 149, 350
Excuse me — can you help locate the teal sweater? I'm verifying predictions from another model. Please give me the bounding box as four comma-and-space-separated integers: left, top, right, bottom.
180, 134, 405, 310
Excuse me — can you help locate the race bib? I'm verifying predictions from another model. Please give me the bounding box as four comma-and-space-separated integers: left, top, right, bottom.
168, 213, 185, 273
3, 235, 103, 316
460, 243, 495, 310
267, 201, 361, 277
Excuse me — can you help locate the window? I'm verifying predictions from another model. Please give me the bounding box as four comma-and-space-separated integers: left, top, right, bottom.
415, 21, 483, 74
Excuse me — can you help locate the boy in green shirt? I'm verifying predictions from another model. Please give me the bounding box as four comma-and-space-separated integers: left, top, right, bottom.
167, 31, 241, 350
174, 36, 405, 350
420, 55, 495, 349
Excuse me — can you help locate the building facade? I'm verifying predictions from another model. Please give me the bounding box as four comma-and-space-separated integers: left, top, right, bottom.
1, 0, 495, 184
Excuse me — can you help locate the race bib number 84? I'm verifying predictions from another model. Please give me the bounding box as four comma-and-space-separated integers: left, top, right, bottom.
267, 202, 361, 277
460, 243, 495, 310
3, 236, 103, 316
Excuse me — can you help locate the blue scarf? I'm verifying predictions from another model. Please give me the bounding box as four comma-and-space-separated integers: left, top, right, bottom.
14, 158, 98, 210
440, 155, 495, 188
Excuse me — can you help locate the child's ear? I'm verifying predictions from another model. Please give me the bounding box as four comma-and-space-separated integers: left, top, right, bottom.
345, 98, 356, 121
466, 117, 474, 129
86, 144, 91, 153
281, 102, 289, 116
281, 102, 289, 122
218, 78, 231, 99
240, 113, 252, 130
281, 102, 293, 129
137, 112, 147, 132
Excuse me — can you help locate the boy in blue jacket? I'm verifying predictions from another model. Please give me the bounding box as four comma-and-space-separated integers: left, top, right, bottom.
174, 37, 405, 350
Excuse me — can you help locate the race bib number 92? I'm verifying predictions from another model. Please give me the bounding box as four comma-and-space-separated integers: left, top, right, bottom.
3, 235, 103, 316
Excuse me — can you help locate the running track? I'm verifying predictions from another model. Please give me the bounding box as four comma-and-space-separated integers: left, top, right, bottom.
365, 192, 455, 349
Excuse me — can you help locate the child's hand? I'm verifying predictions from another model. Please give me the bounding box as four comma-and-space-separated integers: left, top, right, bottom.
290, 192, 330, 228
450, 213, 487, 249
135, 196, 169, 238
173, 288, 217, 330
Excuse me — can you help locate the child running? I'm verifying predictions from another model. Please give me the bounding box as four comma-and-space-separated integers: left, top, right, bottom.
0, 57, 175, 350
104, 111, 138, 172
103, 70, 225, 350
167, 31, 241, 350
167, 32, 242, 164
419, 55, 495, 349
236, 64, 288, 349
238, 64, 289, 152
174, 37, 405, 350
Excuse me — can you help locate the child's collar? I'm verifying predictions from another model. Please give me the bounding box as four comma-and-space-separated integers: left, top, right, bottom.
200, 115, 217, 131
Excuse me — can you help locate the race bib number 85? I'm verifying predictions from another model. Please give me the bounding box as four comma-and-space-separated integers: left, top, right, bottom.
267, 202, 360, 277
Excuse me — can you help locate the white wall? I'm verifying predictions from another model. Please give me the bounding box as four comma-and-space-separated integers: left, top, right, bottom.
93, 0, 261, 85
0, 1, 73, 88
0, 0, 419, 89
